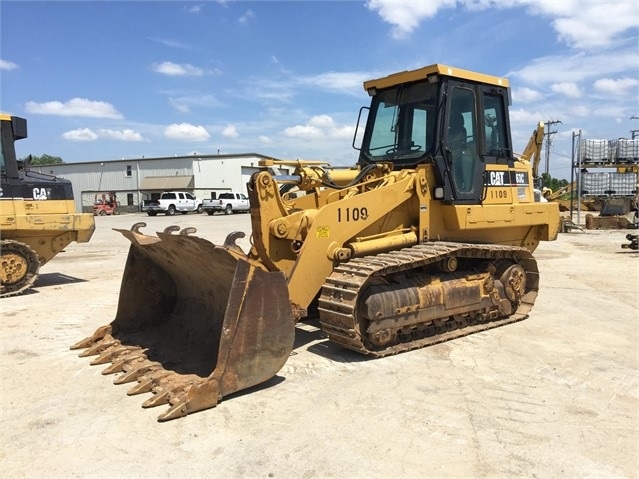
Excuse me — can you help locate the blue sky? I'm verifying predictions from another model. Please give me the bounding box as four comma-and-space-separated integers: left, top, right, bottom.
1, 0, 638, 179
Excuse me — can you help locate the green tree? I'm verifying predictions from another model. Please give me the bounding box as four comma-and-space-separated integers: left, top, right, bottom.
21, 154, 64, 165
540, 172, 568, 191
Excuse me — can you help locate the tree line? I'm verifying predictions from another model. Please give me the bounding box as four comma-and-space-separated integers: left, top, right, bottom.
20, 154, 64, 165
540, 173, 569, 192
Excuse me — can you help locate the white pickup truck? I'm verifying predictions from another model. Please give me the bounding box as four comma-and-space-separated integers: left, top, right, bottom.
146, 191, 203, 216
202, 192, 250, 215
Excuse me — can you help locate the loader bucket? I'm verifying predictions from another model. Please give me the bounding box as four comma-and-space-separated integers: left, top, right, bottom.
71, 225, 295, 421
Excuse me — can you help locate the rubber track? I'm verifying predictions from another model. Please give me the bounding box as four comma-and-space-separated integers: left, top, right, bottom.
317, 242, 538, 357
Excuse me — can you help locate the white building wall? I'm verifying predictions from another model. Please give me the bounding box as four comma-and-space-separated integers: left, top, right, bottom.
31, 154, 278, 212
195, 154, 265, 195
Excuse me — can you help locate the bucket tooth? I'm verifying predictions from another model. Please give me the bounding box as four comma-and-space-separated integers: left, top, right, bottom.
158, 397, 189, 422
127, 372, 171, 396
101, 352, 147, 375
70, 325, 113, 351
71, 337, 100, 351
114, 363, 157, 385
163, 225, 180, 234
101, 359, 126, 375
89, 345, 138, 365
101, 355, 144, 375
79, 340, 118, 358
127, 378, 154, 396
131, 222, 146, 234
142, 389, 171, 408
157, 379, 221, 422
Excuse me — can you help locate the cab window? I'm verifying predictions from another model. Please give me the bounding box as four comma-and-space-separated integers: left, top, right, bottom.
483, 92, 510, 156
364, 81, 437, 165
448, 87, 479, 193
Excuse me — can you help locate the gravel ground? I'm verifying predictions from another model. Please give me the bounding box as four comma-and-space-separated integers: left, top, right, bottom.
1, 213, 637, 479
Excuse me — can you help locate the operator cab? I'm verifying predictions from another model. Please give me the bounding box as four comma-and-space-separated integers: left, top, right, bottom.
356, 64, 513, 205
0, 114, 27, 180
0, 114, 74, 201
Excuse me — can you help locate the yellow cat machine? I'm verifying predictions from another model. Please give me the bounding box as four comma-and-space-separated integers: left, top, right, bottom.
72, 64, 560, 421
0, 114, 95, 297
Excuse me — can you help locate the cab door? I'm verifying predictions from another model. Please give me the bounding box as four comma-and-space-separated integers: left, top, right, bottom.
445, 82, 484, 204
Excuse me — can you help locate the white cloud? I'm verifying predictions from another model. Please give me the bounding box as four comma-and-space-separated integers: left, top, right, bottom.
250, 84, 296, 103
512, 87, 544, 103
25, 98, 123, 119
534, 1, 639, 49
0, 59, 18, 70
593, 77, 639, 96
550, 82, 582, 98
508, 49, 639, 86
509, 108, 549, 126
365, 0, 454, 39
170, 100, 191, 114
588, 103, 630, 120
567, 105, 590, 118
284, 115, 355, 140
169, 94, 221, 113
185, 4, 203, 14
151, 38, 191, 49
164, 123, 210, 141
98, 129, 145, 142
62, 128, 99, 142
62, 127, 145, 142
151, 61, 204, 77
301, 71, 374, 95
247, 70, 376, 105
238, 9, 255, 25
367, 0, 638, 48
284, 124, 323, 140
222, 124, 240, 138
258, 135, 273, 144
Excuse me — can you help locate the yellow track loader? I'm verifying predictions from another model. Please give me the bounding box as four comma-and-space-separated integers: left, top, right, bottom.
72, 64, 560, 421
0, 115, 95, 297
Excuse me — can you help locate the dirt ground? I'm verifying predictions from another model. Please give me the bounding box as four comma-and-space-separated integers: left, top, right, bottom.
1, 213, 637, 478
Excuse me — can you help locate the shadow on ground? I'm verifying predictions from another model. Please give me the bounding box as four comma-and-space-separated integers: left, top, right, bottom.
35, 273, 87, 288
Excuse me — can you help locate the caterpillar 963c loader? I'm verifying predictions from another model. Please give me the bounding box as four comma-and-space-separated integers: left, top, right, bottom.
0, 114, 95, 297
72, 64, 560, 421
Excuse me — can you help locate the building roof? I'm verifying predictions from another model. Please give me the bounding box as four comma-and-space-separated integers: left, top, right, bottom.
53, 152, 278, 167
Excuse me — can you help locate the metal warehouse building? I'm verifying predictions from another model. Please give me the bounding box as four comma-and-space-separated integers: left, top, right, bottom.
32, 153, 287, 213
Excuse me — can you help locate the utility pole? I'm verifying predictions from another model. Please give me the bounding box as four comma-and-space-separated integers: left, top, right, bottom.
631, 115, 639, 139
544, 120, 562, 178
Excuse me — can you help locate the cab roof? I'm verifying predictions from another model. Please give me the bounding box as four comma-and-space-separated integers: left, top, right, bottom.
363, 64, 509, 93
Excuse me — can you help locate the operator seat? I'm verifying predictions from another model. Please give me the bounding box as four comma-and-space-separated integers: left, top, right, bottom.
449, 112, 467, 151
448, 112, 474, 193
